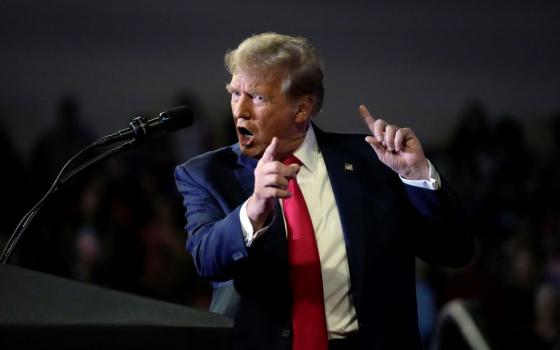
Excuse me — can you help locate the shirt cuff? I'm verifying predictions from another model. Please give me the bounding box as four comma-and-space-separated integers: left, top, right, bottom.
399, 159, 441, 190
239, 200, 274, 247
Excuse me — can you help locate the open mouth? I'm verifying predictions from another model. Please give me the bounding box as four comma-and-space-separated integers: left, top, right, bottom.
237, 126, 255, 146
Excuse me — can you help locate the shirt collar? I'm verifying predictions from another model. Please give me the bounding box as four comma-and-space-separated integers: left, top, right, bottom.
292, 125, 319, 174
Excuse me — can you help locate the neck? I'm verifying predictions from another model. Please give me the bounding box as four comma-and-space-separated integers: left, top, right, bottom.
277, 122, 309, 159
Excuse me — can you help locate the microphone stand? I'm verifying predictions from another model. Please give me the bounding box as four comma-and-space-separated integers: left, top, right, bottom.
0, 139, 138, 264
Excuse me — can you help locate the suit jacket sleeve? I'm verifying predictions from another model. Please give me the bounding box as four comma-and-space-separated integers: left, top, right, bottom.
174, 161, 249, 281
403, 178, 474, 268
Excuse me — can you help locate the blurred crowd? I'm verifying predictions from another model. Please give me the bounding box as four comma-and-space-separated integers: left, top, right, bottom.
422, 102, 560, 349
0, 96, 558, 349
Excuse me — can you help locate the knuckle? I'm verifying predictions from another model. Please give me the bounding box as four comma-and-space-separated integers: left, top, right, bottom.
272, 174, 282, 184
270, 162, 282, 172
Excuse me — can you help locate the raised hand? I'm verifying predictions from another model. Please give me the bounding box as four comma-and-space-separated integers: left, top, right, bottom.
359, 104, 429, 180
246, 137, 300, 230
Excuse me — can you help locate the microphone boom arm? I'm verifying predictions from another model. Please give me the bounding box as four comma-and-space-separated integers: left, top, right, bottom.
0, 139, 138, 264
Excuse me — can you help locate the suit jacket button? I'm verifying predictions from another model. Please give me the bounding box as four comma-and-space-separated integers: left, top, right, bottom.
282, 329, 291, 338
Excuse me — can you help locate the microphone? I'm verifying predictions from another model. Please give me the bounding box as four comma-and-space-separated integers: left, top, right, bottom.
94, 106, 193, 147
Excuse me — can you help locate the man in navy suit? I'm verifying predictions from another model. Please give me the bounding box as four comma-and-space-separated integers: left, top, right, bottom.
175, 32, 473, 350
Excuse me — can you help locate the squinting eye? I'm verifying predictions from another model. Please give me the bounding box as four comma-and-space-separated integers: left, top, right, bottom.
253, 95, 266, 102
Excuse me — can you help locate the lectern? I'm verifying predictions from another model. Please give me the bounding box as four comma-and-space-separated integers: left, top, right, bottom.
0, 264, 232, 349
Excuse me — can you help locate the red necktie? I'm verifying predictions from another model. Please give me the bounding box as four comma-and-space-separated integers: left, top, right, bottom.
282, 155, 328, 350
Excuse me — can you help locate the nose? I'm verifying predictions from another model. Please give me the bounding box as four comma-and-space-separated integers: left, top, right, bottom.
232, 94, 252, 119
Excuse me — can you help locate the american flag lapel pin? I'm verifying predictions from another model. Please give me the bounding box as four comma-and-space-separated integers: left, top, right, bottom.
344, 163, 354, 172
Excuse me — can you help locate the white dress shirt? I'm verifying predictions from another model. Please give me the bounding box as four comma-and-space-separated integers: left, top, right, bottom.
239, 127, 440, 339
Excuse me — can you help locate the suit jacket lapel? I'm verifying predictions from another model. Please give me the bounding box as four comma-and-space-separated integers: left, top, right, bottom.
314, 125, 366, 312
233, 144, 258, 196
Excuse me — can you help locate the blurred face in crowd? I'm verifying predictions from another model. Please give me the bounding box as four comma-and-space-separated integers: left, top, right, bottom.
227, 68, 310, 160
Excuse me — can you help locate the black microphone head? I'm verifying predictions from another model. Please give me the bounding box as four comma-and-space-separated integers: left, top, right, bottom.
158, 106, 194, 132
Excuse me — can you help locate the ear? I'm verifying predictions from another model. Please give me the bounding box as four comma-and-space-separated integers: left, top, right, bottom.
293, 95, 315, 123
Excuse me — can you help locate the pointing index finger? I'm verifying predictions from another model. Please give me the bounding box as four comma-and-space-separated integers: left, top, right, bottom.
261, 137, 278, 162
359, 104, 376, 131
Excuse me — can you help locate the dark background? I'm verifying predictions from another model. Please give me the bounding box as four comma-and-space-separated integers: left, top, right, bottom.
1, 1, 559, 349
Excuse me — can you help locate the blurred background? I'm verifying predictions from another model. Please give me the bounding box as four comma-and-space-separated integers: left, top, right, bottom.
1, 1, 559, 349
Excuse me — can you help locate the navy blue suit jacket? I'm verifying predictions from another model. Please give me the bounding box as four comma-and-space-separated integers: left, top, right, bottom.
175, 125, 473, 350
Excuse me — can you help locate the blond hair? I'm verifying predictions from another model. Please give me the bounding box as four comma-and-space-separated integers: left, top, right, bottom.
225, 32, 324, 115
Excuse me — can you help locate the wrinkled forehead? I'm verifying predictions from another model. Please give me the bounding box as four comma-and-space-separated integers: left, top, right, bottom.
229, 68, 286, 90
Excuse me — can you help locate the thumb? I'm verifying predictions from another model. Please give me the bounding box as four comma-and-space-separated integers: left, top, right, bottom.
365, 135, 385, 154
261, 137, 278, 162
288, 163, 301, 176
